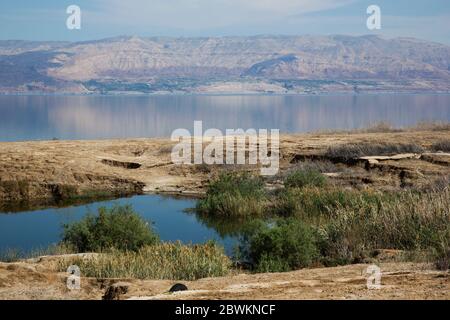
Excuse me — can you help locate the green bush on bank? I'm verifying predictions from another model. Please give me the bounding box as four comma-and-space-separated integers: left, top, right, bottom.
62, 204, 159, 252
238, 218, 319, 272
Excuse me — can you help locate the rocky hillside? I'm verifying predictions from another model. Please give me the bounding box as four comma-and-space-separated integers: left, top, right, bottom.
1, 35, 450, 94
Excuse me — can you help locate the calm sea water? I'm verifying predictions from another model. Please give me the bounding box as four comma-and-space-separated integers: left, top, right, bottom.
0, 94, 449, 141
0, 195, 237, 255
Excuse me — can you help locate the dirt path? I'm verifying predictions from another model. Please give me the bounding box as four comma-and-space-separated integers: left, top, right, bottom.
0, 259, 447, 300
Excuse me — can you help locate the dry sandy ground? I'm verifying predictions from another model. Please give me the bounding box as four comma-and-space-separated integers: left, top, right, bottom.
0, 257, 448, 300
1, 129, 449, 208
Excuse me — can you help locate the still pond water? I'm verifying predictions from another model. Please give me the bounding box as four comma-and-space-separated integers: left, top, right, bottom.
0, 94, 449, 255
0, 195, 237, 255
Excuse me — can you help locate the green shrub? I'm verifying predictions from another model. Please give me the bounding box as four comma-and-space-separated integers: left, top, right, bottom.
196, 173, 267, 216
58, 241, 231, 280
62, 204, 159, 252
284, 169, 327, 189
240, 219, 318, 272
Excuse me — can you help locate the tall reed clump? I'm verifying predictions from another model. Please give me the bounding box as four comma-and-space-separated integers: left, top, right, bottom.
272, 168, 388, 219
240, 187, 449, 270
317, 191, 450, 266
58, 241, 231, 280
196, 172, 268, 216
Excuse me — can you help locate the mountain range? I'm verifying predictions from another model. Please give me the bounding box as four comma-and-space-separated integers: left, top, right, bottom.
1, 35, 450, 94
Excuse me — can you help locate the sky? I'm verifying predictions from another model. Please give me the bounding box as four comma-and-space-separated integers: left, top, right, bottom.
0, 0, 449, 44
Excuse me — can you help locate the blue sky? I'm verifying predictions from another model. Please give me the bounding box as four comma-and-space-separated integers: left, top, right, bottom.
0, 0, 449, 44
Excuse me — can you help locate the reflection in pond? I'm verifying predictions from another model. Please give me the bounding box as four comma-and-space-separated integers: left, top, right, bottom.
0, 195, 240, 256
194, 212, 254, 238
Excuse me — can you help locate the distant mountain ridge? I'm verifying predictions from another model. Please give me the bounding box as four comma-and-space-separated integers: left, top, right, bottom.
1, 35, 450, 94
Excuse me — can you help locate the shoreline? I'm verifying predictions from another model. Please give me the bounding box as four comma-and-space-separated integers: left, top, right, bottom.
1, 128, 449, 211
2, 91, 450, 97
0, 258, 448, 300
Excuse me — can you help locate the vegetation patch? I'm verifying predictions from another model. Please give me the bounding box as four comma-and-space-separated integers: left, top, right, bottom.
62, 204, 159, 252
58, 242, 231, 280
238, 219, 318, 273
0, 244, 74, 263
0, 180, 30, 200
431, 140, 450, 152
49, 184, 78, 201
196, 172, 268, 217
284, 169, 327, 189
316, 191, 450, 266
237, 183, 449, 270
326, 143, 424, 161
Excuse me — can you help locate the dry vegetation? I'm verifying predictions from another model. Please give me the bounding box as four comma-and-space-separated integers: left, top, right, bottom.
58, 242, 231, 281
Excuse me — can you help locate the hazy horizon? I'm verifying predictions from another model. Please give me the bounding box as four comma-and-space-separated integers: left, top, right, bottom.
2, 34, 449, 47
1, 0, 449, 44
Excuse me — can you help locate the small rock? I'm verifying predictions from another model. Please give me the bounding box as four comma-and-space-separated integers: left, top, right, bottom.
169, 283, 188, 292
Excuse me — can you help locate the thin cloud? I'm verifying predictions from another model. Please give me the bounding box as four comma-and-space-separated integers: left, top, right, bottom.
97, 0, 357, 29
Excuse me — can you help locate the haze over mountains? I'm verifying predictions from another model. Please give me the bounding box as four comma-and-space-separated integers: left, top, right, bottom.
1, 35, 450, 94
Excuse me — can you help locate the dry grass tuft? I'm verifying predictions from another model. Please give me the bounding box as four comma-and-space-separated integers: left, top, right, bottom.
431, 140, 450, 152
58, 242, 231, 281
326, 143, 424, 161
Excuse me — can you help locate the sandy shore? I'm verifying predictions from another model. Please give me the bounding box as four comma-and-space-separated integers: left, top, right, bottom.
0, 129, 449, 209
0, 257, 448, 300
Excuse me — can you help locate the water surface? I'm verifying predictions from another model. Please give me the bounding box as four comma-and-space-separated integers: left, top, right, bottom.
0, 195, 237, 255
1, 94, 449, 141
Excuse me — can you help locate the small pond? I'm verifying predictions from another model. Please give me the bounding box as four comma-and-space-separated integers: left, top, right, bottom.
0, 194, 239, 256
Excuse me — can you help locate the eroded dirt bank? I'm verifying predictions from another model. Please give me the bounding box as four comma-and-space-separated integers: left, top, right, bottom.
0, 129, 449, 209
0, 258, 447, 300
